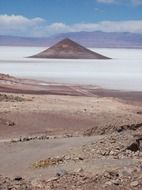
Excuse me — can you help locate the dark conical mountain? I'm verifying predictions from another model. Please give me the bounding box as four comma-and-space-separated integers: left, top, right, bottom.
30, 38, 111, 59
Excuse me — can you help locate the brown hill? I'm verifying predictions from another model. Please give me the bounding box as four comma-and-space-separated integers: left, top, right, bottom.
30, 38, 111, 59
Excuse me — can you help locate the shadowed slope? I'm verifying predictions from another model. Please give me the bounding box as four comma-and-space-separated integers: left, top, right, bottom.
30, 38, 111, 59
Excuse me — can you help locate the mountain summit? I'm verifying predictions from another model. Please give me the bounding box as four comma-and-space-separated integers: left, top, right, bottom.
30, 38, 110, 59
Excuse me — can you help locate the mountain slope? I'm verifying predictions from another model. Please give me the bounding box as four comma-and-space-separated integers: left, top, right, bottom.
30, 38, 110, 59
55, 31, 142, 48
0, 31, 142, 48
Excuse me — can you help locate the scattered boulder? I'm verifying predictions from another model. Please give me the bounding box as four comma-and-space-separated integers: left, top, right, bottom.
31, 179, 44, 188
6, 121, 15, 127
127, 141, 140, 152
111, 179, 120, 186
137, 111, 142, 115
83, 127, 105, 136
56, 169, 68, 177
0, 175, 31, 190
84, 123, 142, 136
136, 135, 142, 151
117, 123, 142, 132
14, 176, 23, 181
75, 168, 84, 173
130, 180, 139, 187
127, 135, 142, 152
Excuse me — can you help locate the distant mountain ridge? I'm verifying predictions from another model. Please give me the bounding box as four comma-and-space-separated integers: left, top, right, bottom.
0, 31, 142, 48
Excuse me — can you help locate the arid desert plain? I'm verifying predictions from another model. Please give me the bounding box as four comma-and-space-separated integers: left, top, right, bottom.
0, 47, 142, 190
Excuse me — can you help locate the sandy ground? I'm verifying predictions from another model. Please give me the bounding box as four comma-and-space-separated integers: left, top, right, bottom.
0, 74, 142, 189
0, 93, 142, 139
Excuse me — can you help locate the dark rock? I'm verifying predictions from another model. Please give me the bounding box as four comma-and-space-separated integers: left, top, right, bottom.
117, 123, 142, 132
83, 127, 105, 136
14, 176, 23, 181
111, 179, 120, 186
127, 142, 139, 152
56, 169, 68, 177
7, 121, 15, 127
136, 136, 142, 151
126, 135, 142, 152
137, 111, 142, 114
78, 157, 84, 160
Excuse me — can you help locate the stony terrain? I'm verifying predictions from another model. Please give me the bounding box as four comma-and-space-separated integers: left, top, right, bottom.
0, 74, 142, 189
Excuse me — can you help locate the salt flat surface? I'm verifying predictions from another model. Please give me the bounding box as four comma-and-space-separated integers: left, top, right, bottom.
0, 46, 142, 91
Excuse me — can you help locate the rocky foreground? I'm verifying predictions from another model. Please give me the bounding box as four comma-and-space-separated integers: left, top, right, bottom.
0, 165, 142, 190
0, 80, 142, 189
0, 132, 142, 190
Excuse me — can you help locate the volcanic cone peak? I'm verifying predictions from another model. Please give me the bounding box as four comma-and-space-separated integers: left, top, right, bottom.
30, 38, 111, 59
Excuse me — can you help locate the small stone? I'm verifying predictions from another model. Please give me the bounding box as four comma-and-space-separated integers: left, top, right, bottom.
108, 171, 119, 178
38, 136, 49, 140
124, 167, 134, 175
91, 149, 95, 152
103, 172, 111, 179
22, 137, 31, 142
56, 169, 68, 177
109, 151, 115, 155
137, 111, 142, 114
46, 177, 59, 182
113, 155, 119, 159
14, 176, 22, 181
105, 181, 113, 186
130, 181, 139, 187
78, 157, 84, 160
96, 150, 101, 154
100, 151, 107, 156
6, 121, 15, 127
11, 138, 19, 143
64, 155, 71, 160
76, 168, 84, 173
127, 141, 139, 152
31, 179, 44, 188
111, 179, 120, 186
